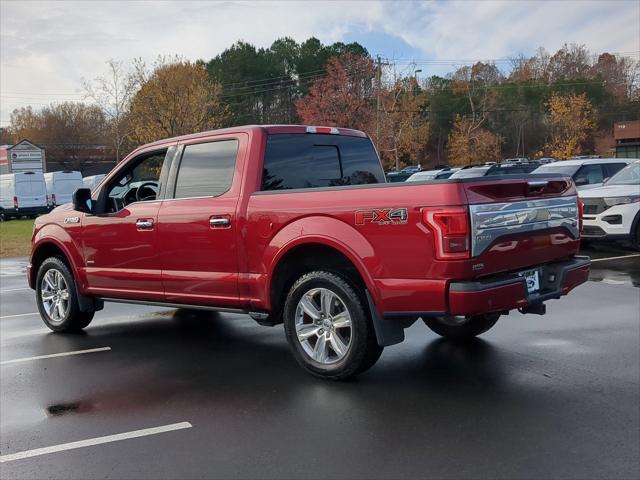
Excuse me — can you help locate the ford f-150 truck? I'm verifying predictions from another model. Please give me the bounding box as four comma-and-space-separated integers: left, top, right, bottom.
29, 125, 590, 379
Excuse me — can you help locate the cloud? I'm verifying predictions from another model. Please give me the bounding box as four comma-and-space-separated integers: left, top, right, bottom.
1, 0, 638, 125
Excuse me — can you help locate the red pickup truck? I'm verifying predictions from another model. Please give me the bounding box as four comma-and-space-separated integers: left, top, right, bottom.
29, 125, 590, 379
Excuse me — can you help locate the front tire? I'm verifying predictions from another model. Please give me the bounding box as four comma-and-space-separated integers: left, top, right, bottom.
283, 271, 382, 380
36, 257, 94, 332
424, 313, 500, 340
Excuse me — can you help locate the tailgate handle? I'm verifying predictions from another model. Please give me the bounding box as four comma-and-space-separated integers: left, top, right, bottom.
526, 180, 548, 195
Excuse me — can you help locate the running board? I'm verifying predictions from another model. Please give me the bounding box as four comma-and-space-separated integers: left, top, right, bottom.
97, 297, 248, 315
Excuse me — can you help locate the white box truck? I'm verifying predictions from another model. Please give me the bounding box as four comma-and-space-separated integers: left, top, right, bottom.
0, 172, 49, 220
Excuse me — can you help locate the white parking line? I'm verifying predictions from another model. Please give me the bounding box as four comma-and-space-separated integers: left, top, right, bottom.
0, 312, 39, 319
0, 346, 111, 365
0, 287, 31, 292
591, 253, 640, 262
0, 421, 193, 463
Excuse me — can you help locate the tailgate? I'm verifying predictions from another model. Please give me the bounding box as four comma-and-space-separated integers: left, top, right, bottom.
462, 175, 580, 275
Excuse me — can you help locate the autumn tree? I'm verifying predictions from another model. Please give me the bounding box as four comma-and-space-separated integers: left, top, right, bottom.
83, 59, 140, 161
128, 58, 225, 144
296, 53, 376, 134
8, 102, 109, 169
378, 78, 430, 169
545, 92, 596, 159
447, 115, 503, 166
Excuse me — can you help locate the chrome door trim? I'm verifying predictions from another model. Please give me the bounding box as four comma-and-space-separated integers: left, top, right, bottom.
469, 196, 579, 256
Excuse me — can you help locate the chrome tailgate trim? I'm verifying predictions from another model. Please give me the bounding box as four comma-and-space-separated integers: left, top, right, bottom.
469, 196, 579, 256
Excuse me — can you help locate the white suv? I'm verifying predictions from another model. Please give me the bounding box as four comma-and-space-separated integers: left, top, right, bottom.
580, 161, 640, 249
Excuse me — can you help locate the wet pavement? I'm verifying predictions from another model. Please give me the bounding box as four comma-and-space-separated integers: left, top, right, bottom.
0, 246, 638, 479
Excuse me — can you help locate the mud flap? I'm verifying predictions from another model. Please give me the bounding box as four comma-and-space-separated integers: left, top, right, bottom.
365, 290, 405, 347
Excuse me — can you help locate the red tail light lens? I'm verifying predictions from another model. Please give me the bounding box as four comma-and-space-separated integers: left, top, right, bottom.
422, 207, 470, 259
13, 196, 18, 208
577, 198, 583, 234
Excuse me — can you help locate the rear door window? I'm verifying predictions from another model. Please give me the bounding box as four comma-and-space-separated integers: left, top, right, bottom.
575, 164, 604, 185
174, 140, 239, 199
261, 134, 384, 190
603, 163, 628, 179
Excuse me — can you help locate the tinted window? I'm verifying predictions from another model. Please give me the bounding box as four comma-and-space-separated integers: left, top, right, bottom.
575, 164, 604, 185
174, 140, 238, 199
262, 134, 384, 190
603, 163, 627, 179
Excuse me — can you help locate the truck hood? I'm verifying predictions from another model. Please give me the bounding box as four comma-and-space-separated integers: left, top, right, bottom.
579, 184, 640, 198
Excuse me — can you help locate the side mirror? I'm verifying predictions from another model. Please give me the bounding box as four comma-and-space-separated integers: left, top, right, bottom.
72, 188, 93, 214
603, 177, 610, 184
574, 177, 588, 186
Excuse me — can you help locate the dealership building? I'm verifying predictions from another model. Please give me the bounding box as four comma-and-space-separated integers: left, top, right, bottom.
614, 120, 640, 159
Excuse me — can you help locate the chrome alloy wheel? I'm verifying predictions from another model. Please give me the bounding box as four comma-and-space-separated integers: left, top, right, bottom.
294, 287, 353, 364
40, 269, 70, 324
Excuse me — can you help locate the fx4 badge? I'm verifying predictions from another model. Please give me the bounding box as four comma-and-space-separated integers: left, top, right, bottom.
355, 208, 408, 226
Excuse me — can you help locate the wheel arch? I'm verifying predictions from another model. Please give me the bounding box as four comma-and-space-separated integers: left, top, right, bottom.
266, 234, 381, 318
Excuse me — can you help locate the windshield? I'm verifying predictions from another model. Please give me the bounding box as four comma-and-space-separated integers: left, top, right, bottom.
606, 162, 640, 186
532, 164, 580, 175
450, 167, 490, 179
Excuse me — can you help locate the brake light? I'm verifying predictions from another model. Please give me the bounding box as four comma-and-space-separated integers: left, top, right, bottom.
422, 207, 470, 259
306, 126, 339, 134
13, 196, 18, 208
578, 198, 583, 234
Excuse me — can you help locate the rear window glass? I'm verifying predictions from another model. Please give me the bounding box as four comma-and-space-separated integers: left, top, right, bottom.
174, 140, 238, 199
261, 134, 385, 190
532, 164, 579, 175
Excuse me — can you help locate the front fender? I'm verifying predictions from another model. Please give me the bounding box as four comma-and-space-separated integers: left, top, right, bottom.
31, 223, 86, 291
263, 215, 383, 309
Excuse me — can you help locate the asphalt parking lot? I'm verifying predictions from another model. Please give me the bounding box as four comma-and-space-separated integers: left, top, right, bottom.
0, 245, 639, 479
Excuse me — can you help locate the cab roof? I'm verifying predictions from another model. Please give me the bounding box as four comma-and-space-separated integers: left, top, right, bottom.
141, 125, 368, 150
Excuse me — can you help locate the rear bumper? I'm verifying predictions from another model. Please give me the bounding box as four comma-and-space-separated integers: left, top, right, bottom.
448, 257, 590, 316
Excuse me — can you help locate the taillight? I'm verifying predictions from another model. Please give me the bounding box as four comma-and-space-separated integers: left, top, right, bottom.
422, 206, 470, 259
13, 196, 18, 208
577, 198, 583, 234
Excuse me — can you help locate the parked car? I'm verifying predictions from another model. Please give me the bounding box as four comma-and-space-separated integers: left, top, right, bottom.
406, 168, 460, 182
82, 174, 106, 191
44, 171, 83, 208
29, 125, 589, 379
385, 171, 413, 182
0, 172, 49, 220
532, 158, 634, 190
580, 161, 640, 249
449, 162, 540, 179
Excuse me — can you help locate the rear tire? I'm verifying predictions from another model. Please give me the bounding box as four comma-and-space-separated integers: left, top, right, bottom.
633, 223, 640, 251
36, 257, 94, 332
283, 271, 382, 380
424, 313, 500, 340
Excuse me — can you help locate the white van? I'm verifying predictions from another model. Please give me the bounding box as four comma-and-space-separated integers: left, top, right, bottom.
0, 172, 49, 220
83, 174, 106, 191
44, 171, 83, 208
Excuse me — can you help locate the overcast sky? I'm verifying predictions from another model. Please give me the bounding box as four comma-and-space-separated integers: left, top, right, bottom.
1, 0, 639, 127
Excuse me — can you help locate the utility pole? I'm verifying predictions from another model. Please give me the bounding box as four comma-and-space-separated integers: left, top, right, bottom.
376, 55, 382, 152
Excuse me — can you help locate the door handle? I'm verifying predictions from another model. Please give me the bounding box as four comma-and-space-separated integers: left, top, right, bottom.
136, 219, 154, 230
209, 216, 231, 228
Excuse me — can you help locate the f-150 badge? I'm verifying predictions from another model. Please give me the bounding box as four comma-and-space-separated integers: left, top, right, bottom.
355, 208, 408, 226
